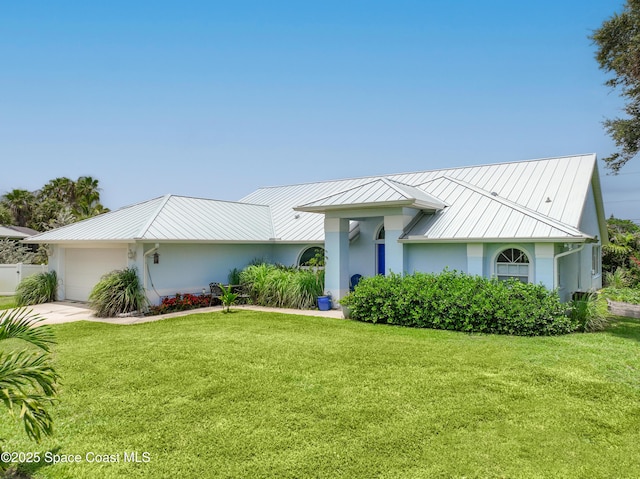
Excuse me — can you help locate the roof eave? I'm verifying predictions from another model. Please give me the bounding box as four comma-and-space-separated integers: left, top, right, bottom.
399, 236, 596, 244
294, 199, 445, 213
23, 238, 137, 244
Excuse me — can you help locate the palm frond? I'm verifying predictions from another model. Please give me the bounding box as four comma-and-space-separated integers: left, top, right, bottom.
0, 308, 55, 352
0, 389, 55, 442
0, 350, 59, 397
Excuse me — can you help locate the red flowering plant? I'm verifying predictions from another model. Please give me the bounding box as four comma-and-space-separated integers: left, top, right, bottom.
148, 293, 214, 315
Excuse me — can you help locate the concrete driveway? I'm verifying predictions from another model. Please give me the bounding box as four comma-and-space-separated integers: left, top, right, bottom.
8, 301, 98, 325
6, 301, 345, 326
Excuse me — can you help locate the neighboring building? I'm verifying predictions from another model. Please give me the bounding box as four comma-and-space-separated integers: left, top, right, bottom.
0, 225, 40, 240
26, 154, 607, 305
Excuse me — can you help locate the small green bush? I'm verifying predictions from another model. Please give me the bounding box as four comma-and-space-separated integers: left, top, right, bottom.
604, 267, 632, 288
15, 271, 57, 306
239, 263, 324, 309
89, 267, 148, 317
569, 291, 609, 332
340, 271, 575, 336
227, 267, 242, 285
600, 286, 640, 305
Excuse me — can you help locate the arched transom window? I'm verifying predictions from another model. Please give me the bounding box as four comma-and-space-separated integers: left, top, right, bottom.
496, 248, 530, 283
298, 246, 325, 268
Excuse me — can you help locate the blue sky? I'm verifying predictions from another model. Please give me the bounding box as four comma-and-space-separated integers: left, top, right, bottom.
1, 1, 638, 221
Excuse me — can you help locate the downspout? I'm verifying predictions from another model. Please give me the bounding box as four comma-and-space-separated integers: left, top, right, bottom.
143, 243, 160, 294
553, 243, 584, 291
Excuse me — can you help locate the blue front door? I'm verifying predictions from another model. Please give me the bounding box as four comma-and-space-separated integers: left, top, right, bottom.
377, 243, 385, 275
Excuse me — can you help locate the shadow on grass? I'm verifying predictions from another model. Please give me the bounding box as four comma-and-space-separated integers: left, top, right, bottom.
604, 316, 640, 342
3, 447, 61, 479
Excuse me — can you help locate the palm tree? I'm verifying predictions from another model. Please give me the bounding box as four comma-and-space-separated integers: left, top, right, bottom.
0, 204, 11, 225
32, 198, 68, 231
39, 177, 76, 205
2, 189, 36, 227
0, 308, 58, 442
74, 176, 106, 219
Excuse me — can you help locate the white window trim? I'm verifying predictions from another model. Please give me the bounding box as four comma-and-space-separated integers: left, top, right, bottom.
591, 245, 602, 277
490, 245, 534, 284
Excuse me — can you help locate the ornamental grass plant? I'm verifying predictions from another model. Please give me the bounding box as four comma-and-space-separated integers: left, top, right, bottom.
89, 267, 148, 318
15, 271, 57, 306
239, 263, 324, 309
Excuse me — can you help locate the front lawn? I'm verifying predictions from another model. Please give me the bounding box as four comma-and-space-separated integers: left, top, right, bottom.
0, 296, 15, 310
1, 311, 639, 478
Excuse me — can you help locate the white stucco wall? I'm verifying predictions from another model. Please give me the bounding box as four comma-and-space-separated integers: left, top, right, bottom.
578, 184, 603, 291
270, 244, 319, 267
140, 243, 274, 304
406, 243, 468, 274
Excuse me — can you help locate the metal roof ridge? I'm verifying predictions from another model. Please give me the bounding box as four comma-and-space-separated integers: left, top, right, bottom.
247, 153, 597, 192
380, 178, 448, 208
168, 194, 271, 208
378, 177, 417, 197
135, 194, 173, 239
266, 205, 277, 240
440, 177, 590, 238
296, 178, 383, 207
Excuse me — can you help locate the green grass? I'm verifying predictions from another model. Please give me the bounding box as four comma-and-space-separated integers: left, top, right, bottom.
0, 296, 15, 310
1, 312, 640, 478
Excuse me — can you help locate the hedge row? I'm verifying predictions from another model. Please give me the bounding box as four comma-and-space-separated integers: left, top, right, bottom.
340, 271, 577, 336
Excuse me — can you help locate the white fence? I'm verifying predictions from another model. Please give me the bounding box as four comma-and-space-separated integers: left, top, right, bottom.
0, 264, 48, 295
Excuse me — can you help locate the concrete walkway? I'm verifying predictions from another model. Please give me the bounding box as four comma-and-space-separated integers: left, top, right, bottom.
7, 301, 345, 325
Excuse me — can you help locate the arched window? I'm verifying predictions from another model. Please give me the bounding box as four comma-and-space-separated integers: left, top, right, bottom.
376, 226, 385, 240
496, 248, 530, 283
298, 246, 325, 268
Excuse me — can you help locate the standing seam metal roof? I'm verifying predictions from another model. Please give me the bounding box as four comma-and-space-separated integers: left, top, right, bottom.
25, 154, 601, 244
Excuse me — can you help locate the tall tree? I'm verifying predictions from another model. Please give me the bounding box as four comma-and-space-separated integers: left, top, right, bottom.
2, 176, 108, 230
1, 189, 36, 227
592, 0, 640, 172
0, 204, 11, 225
73, 176, 104, 219
39, 177, 76, 205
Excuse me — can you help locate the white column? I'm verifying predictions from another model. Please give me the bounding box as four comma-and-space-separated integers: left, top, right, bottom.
534, 243, 554, 289
383, 212, 414, 275
324, 217, 350, 303
467, 243, 484, 277
51, 245, 66, 300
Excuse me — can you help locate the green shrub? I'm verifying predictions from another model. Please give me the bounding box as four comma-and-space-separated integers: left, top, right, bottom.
227, 267, 242, 285
600, 286, 640, 305
89, 267, 148, 317
604, 267, 632, 288
15, 271, 57, 306
340, 271, 575, 336
569, 291, 609, 332
239, 263, 324, 309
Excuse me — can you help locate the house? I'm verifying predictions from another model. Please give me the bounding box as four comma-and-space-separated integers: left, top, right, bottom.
0, 225, 40, 253
0, 225, 40, 240
25, 154, 607, 305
